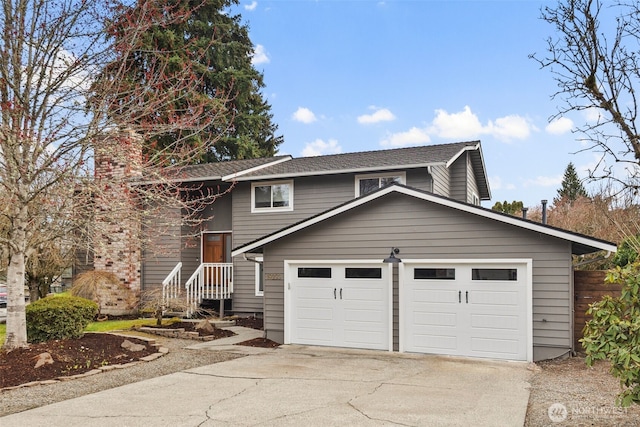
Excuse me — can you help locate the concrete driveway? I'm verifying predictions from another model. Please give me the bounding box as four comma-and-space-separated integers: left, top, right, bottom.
0, 345, 532, 426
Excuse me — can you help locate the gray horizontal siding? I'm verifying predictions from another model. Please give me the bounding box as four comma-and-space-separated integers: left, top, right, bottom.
467, 153, 479, 203
232, 170, 433, 313
449, 153, 467, 202
141, 207, 181, 291
430, 164, 450, 197
262, 192, 573, 360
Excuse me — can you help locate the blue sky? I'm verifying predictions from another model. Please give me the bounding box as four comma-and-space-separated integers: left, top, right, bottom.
233, 0, 600, 208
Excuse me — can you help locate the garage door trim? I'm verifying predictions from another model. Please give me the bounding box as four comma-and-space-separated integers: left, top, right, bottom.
284, 260, 394, 351
399, 258, 533, 362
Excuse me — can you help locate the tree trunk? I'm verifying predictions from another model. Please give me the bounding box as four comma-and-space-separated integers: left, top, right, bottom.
3, 249, 29, 350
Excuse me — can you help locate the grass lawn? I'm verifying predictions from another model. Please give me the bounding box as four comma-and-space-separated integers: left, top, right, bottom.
0, 318, 172, 345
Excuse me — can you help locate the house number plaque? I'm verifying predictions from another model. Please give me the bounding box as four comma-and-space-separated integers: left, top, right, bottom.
265, 273, 283, 280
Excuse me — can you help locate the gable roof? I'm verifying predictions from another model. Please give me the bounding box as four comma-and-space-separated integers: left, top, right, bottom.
231, 184, 617, 257
164, 155, 292, 182
232, 140, 487, 185
162, 141, 490, 199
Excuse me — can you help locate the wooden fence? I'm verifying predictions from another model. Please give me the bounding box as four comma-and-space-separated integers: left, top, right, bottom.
573, 270, 623, 351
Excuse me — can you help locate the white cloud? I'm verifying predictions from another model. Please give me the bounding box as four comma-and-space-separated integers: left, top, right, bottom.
427, 106, 532, 142
545, 117, 574, 135
523, 175, 562, 188
292, 107, 317, 124
489, 176, 516, 191
489, 115, 532, 141
428, 106, 485, 139
302, 138, 342, 157
357, 107, 396, 124
584, 107, 603, 123
380, 127, 431, 147
251, 44, 269, 65
244, 1, 258, 11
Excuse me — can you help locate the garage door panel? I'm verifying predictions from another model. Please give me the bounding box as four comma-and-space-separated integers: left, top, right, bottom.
470, 313, 520, 330
411, 333, 459, 352
470, 337, 520, 356
343, 308, 384, 322
413, 311, 457, 327
404, 262, 529, 361
289, 262, 390, 350
295, 327, 334, 343
413, 289, 456, 303
346, 288, 384, 301
469, 290, 520, 306
297, 307, 334, 321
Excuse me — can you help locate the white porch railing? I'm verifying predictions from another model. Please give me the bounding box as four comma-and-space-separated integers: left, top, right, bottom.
185, 263, 233, 317
161, 262, 182, 313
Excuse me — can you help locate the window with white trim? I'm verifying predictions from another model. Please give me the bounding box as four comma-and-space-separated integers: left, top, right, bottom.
251, 180, 293, 212
355, 172, 406, 197
471, 193, 480, 206
255, 256, 264, 296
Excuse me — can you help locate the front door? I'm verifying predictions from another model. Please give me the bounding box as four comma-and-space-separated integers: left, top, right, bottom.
203, 233, 231, 263
203, 233, 232, 288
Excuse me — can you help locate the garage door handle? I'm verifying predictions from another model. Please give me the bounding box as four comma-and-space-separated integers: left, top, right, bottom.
340, 288, 343, 299
458, 291, 461, 303
466, 291, 469, 304
334, 288, 336, 299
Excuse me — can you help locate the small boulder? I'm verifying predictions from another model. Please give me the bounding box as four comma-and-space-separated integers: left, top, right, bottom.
121, 339, 145, 352
195, 320, 215, 334
33, 352, 54, 369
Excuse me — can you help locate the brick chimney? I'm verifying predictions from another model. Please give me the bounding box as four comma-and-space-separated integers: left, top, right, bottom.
93, 129, 143, 296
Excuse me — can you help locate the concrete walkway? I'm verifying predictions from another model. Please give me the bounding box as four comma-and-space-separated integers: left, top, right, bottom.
0, 327, 532, 426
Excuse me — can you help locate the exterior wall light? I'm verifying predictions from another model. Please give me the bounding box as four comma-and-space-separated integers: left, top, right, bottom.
383, 247, 402, 263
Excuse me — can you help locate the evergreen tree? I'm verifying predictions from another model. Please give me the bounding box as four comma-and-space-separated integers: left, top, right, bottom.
491, 200, 524, 215
98, 0, 282, 163
555, 162, 588, 204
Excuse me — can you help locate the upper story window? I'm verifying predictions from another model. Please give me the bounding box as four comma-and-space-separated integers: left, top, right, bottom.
251, 180, 294, 213
355, 172, 406, 197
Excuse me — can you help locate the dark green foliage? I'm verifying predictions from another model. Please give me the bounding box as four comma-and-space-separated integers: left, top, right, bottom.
581, 264, 640, 406
100, 0, 282, 164
555, 162, 588, 204
26, 296, 99, 343
612, 235, 640, 267
491, 200, 524, 215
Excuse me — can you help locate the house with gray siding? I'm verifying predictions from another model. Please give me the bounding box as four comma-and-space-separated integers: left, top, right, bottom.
232, 185, 616, 362
143, 140, 490, 315
89, 139, 615, 362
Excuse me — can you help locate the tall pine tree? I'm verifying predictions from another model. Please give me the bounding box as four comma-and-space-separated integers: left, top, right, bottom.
98, 0, 282, 163
554, 162, 588, 204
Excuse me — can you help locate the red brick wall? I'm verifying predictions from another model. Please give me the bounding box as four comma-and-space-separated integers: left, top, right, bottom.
93, 130, 143, 308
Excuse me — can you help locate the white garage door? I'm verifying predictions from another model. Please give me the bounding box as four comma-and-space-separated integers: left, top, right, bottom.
286, 262, 391, 351
402, 261, 530, 361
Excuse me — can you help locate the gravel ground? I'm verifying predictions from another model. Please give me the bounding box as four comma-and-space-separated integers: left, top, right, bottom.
0, 334, 242, 417
525, 356, 640, 426
3, 333, 640, 425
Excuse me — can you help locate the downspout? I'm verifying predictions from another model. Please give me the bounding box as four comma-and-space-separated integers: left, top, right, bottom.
243, 253, 263, 265
426, 166, 434, 193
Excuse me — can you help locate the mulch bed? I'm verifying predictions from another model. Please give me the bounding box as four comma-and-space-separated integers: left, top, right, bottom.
0, 334, 157, 389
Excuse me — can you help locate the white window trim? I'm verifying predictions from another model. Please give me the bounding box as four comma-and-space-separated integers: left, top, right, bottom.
251, 180, 294, 213
355, 172, 406, 197
255, 256, 264, 296
471, 192, 480, 206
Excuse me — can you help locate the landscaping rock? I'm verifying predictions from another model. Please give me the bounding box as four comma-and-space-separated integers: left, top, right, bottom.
195, 319, 215, 334
121, 339, 145, 352
33, 352, 54, 369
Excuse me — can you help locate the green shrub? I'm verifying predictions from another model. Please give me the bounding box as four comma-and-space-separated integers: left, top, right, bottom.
26, 295, 99, 343
581, 263, 640, 407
